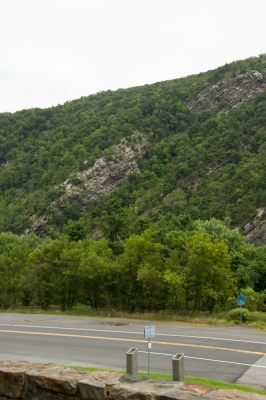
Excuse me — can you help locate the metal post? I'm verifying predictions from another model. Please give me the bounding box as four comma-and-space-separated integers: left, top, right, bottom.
144, 326, 155, 378
126, 347, 138, 378
240, 305, 242, 325
172, 353, 184, 381
148, 339, 151, 377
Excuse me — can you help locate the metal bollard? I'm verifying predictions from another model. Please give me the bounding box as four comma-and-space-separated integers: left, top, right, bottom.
126, 347, 138, 378
172, 353, 184, 381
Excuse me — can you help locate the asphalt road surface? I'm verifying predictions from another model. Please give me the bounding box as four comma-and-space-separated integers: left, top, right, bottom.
0, 313, 265, 389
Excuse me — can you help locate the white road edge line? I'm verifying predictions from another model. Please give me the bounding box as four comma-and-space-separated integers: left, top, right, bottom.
138, 351, 266, 368
0, 323, 266, 345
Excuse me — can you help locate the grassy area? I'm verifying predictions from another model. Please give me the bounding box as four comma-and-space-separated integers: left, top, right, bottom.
0, 306, 233, 326
1, 305, 266, 330
69, 366, 266, 396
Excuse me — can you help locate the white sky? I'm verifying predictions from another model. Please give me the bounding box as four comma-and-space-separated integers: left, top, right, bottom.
0, 0, 265, 113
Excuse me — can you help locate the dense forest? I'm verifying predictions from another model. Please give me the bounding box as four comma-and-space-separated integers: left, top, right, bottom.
0, 54, 266, 313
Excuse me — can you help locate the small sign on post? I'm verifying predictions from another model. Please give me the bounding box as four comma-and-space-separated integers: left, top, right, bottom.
144, 326, 155, 377
144, 326, 155, 339
237, 295, 246, 324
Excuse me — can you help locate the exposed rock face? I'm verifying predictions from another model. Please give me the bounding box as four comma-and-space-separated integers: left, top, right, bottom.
189, 70, 266, 113
241, 207, 266, 246
53, 139, 147, 209
245, 224, 266, 246
0, 360, 265, 400
242, 208, 266, 246
22, 136, 147, 236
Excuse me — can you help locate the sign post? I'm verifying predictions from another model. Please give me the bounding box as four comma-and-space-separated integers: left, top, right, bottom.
237, 295, 246, 324
144, 326, 155, 377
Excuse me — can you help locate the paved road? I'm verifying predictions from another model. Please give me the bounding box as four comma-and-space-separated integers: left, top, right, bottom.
0, 313, 265, 389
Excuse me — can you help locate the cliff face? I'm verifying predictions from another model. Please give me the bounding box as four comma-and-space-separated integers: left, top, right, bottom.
189, 70, 266, 244
189, 70, 266, 113
53, 138, 147, 209
23, 136, 147, 235
245, 225, 266, 246
241, 207, 266, 246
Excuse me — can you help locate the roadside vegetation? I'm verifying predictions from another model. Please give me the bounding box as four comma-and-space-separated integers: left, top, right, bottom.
0, 223, 266, 317
1, 219, 266, 320
2, 305, 266, 330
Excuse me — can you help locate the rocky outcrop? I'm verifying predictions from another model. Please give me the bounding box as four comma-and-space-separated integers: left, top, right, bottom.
245, 224, 266, 246
53, 138, 147, 209
189, 70, 266, 113
22, 135, 148, 236
0, 360, 265, 400
241, 207, 266, 246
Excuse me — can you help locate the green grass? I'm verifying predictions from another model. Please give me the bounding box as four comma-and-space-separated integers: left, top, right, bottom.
69, 366, 266, 396
1, 306, 266, 330
0, 306, 233, 326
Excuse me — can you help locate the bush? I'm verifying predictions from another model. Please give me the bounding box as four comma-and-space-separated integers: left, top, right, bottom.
226, 308, 266, 324
226, 308, 251, 323
245, 311, 266, 323
226, 288, 266, 313
240, 288, 266, 312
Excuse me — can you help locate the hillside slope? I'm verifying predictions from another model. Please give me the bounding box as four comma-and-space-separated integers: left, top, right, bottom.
0, 54, 266, 240
2, 55, 266, 312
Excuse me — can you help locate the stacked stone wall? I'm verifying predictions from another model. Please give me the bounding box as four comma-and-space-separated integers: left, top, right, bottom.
0, 360, 265, 400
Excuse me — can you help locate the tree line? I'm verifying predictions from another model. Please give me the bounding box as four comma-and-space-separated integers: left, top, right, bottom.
1, 218, 265, 314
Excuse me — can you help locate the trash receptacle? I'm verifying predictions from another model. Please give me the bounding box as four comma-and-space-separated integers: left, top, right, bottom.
172, 353, 184, 381
126, 347, 138, 378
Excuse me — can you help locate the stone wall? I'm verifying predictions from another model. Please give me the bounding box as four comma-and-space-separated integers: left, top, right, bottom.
0, 360, 265, 400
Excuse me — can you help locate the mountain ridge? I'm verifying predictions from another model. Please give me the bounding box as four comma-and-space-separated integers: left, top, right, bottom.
0, 54, 266, 240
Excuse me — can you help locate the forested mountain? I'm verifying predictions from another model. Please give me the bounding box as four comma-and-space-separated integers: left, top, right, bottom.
1, 54, 266, 312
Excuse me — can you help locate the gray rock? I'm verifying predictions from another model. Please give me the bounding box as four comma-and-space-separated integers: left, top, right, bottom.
245, 224, 266, 246
0, 361, 31, 399
1, 361, 266, 400
32, 369, 88, 395
189, 70, 266, 114
23, 134, 148, 236
78, 378, 106, 400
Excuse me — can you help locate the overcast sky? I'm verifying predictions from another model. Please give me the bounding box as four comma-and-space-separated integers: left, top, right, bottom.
1, 0, 265, 113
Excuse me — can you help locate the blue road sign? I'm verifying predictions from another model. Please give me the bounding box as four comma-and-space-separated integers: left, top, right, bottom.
237, 295, 246, 301
238, 300, 245, 306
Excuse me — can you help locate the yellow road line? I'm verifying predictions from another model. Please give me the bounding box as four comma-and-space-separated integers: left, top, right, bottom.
0, 329, 265, 356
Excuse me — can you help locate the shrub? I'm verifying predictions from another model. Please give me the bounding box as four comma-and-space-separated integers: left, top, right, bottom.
226, 308, 266, 324
226, 308, 251, 323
